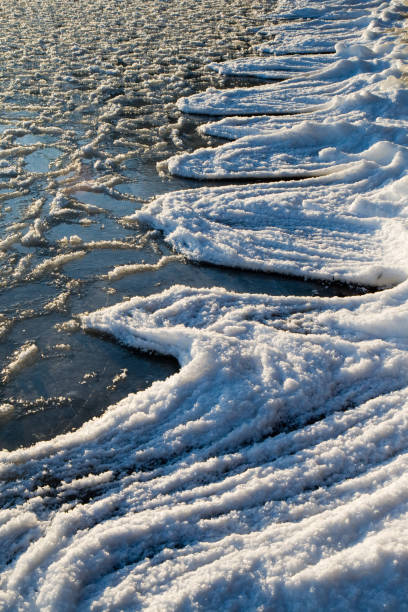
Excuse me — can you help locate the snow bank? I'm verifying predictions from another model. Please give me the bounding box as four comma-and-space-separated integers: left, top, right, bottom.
2, 0, 408, 609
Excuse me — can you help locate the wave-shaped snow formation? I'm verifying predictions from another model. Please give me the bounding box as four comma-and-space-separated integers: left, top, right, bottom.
2, 0, 408, 609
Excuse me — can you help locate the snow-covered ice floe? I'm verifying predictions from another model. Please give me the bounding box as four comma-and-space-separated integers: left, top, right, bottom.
137, 171, 408, 287
2, 0, 408, 609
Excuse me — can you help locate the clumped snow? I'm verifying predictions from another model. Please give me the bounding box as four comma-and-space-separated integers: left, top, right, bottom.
1, 0, 408, 610
2, 343, 39, 383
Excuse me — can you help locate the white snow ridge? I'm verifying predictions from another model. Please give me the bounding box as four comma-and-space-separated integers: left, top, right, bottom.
2, 0, 408, 610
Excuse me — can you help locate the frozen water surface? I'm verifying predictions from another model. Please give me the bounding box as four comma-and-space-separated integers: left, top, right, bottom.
0, 0, 286, 449
0, 0, 357, 452
1, 0, 408, 608
24, 148, 62, 173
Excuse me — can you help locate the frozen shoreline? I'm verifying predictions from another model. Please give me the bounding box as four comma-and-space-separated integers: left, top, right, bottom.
2, 0, 408, 609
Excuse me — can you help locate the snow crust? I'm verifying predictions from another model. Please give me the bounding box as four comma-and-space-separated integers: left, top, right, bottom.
2, 0, 408, 609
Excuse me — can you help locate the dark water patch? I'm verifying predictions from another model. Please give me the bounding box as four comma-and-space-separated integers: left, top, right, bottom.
16, 134, 58, 146
220, 74, 288, 85
168, 172, 326, 184
180, 107, 316, 117
0, 282, 58, 316
217, 74, 287, 88
262, 50, 336, 56
63, 248, 155, 281
116, 163, 210, 201
0, 325, 178, 451
107, 256, 371, 299
45, 217, 138, 246
72, 190, 135, 215
1, 110, 38, 119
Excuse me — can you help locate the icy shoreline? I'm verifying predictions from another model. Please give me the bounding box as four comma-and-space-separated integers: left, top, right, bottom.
2, 0, 408, 609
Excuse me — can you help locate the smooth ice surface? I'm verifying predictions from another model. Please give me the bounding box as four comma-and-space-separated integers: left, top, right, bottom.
2, 0, 408, 609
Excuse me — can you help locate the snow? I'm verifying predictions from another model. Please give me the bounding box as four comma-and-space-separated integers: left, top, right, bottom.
166, 122, 408, 179
197, 86, 408, 139
30, 251, 87, 279
135, 173, 408, 287
2, 280, 405, 609
1, 0, 408, 609
178, 45, 406, 116
2, 343, 39, 383
257, 2, 405, 55
208, 54, 336, 81
105, 254, 185, 281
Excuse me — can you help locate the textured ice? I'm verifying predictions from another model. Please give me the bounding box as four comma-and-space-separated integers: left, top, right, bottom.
208, 54, 336, 81
178, 47, 405, 116
2, 0, 408, 609
2, 281, 408, 608
258, 1, 404, 54
136, 171, 408, 286
199, 87, 408, 139
166, 122, 408, 179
